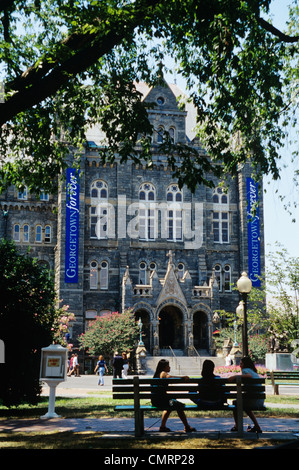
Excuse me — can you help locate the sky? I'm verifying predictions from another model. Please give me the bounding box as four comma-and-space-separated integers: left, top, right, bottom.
262, 0, 299, 261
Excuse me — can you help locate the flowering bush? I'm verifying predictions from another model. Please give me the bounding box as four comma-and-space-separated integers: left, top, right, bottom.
215, 365, 241, 377
215, 364, 268, 377
52, 302, 75, 349
79, 308, 139, 359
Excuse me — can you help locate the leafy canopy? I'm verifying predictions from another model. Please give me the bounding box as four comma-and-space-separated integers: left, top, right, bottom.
0, 0, 298, 193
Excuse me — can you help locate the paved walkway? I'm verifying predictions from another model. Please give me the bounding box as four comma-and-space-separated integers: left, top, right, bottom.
1, 415, 299, 439
1, 375, 299, 441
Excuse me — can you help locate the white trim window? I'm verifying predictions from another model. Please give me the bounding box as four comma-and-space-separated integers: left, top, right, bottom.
177, 262, 185, 279
138, 183, 156, 240
139, 261, 147, 285
214, 264, 232, 292
90, 180, 109, 239
214, 264, 222, 291
157, 126, 164, 144
18, 187, 28, 200
90, 261, 98, 289
223, 265, 232, 292
139, 261, 156, 285
13, 224, 20, 242
40, 190, 49, 201
212, 187, 229, 244
23, 224, 29, 242
35, 225, 42, 243
99, 260, 109, 290
166, 184, 183, 241
45, 225, 51, 243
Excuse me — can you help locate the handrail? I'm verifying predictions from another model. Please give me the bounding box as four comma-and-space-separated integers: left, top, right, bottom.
168, 346, 181, 374
189, 345, 200, 359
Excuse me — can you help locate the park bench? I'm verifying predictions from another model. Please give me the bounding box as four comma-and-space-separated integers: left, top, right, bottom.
266, 370, 299, 395
112, 376, 266, 437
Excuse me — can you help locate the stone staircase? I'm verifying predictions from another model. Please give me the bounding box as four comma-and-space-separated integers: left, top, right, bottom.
145, 352, 225, 376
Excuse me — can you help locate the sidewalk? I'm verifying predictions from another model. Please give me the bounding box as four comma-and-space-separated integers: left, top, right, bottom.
1, 375, 299, 441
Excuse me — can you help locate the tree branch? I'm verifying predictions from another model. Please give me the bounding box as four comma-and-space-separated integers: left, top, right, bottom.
258, 16, 299, 43
0, 0, 160, 125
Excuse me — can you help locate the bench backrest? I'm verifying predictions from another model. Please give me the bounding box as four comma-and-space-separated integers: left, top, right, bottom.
112, 377, 265, 402
267, 371, 299, 380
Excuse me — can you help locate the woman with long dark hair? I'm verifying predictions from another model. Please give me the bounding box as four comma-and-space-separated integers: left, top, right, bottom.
228, 356, 264, 433
190, 359, 225, 408
151, 359, 196, 433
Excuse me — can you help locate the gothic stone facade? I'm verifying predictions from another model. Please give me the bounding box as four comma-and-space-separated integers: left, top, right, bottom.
0, 81, 265, 359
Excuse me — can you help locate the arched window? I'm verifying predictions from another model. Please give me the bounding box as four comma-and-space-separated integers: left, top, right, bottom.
157, 126, 164, 144
166, 184, 183, 241
212, 187, 229, 244
18, 186, 28, 200
214, 264, 222, 291
224, 265, 232, 292
90, 261, 98, 289
90, 180, 109, 239
139, 183, 156, 240
214, 264, 232, 292
85, 309, 98, 330
139, 261, 147, 285
45, 225, 51, 243
23, 224, 29, 242
177, 262, 185, 279
139, 261, 156, 284
35, 225, 42, 243
99, 260, 109, 290
91, 180, 108, 199
169, 127, 175, 143
13, 224, 20, 242
212, 187, 229, 205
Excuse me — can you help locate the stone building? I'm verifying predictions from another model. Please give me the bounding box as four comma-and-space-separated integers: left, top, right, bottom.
0, 80, 265, 363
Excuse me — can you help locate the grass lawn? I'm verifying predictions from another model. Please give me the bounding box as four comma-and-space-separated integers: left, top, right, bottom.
0, 393, 299, 449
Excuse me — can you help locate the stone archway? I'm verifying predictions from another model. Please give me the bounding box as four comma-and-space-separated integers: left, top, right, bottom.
193, 311, 209, 351
158, 305, 184, 350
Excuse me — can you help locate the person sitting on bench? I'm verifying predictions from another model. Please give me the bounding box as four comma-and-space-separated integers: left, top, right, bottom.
151, 359, 196, 433
190, 359, 225, 409
228, 356, 263, 433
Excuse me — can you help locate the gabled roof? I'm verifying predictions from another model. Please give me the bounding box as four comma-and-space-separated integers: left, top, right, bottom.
156, 252, 187, 306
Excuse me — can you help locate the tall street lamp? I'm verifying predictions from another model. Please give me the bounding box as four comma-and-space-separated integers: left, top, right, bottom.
236, 272, 252, 357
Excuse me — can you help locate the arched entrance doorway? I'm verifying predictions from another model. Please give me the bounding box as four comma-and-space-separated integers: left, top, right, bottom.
159, 305, 183, 350
134, 309, 150, 351
193, 311, 209, 351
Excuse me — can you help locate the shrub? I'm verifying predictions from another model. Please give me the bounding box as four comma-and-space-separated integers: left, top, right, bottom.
0, 240, 65, 406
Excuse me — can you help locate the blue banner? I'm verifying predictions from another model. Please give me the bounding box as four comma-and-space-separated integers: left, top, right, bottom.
246, 178, 261, 287
65, 168, 80, 283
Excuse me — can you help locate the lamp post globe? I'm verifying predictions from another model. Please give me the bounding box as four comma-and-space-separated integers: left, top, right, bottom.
236, 272, 252, 357
237, 272, 252, 294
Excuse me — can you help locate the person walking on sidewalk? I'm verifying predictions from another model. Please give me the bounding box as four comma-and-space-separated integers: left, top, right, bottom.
113, 351, 124, 379
94, 355, 109, 385
122, 352, 129, 379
